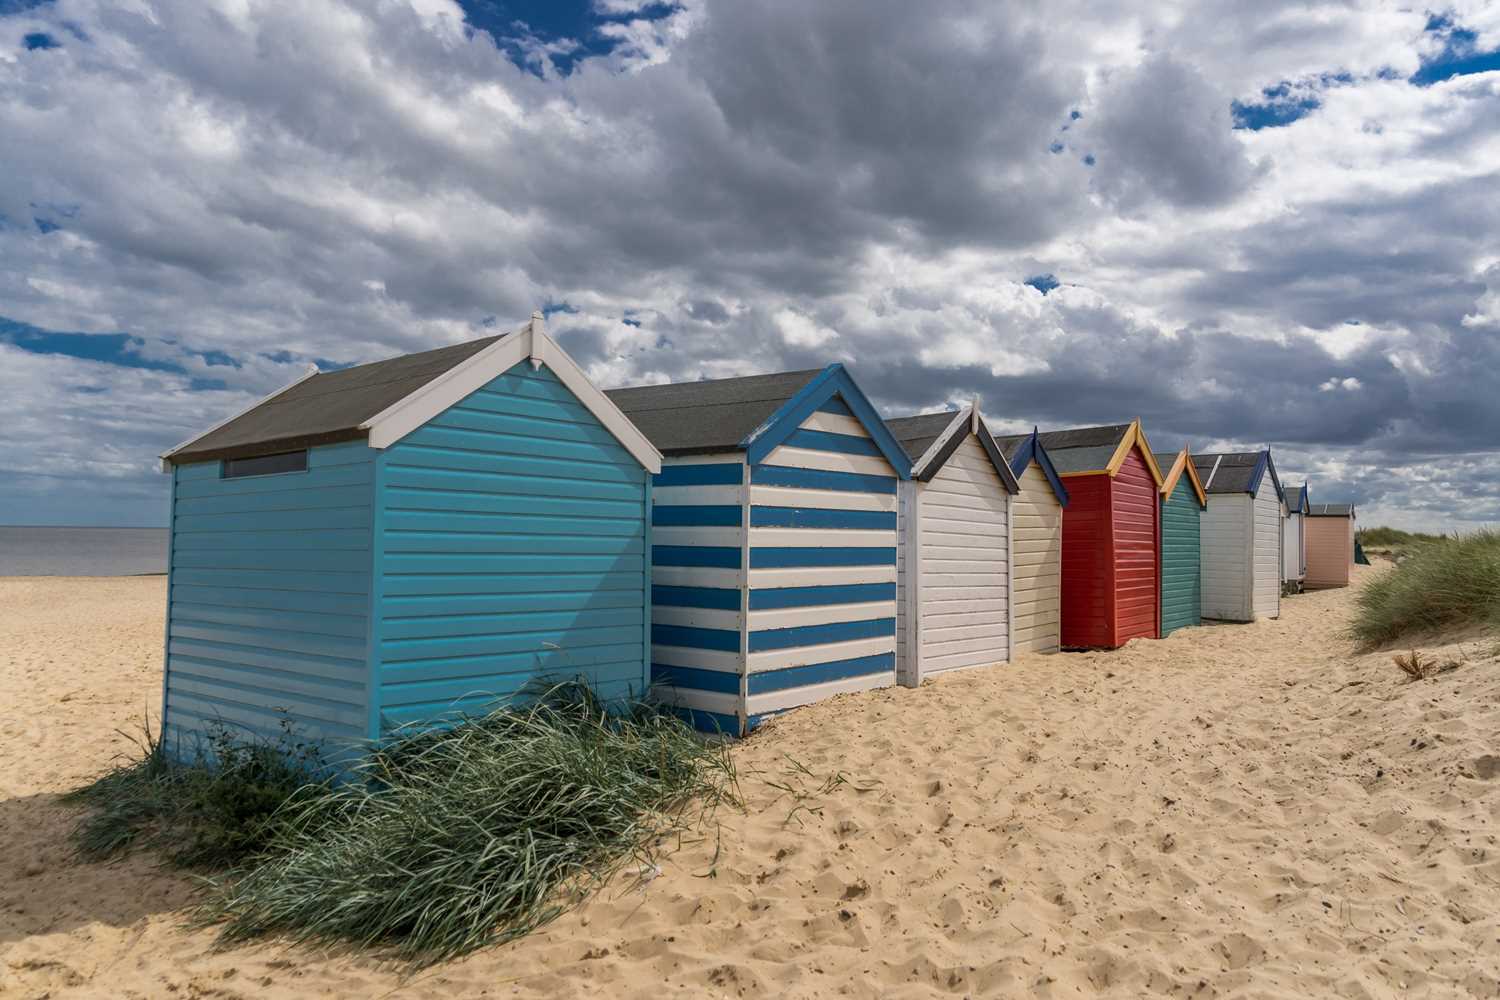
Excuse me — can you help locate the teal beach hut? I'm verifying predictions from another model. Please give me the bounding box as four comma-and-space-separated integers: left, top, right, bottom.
1154, 447, 1207, 636
605, 365, 911, 736
157, 313, 661, 757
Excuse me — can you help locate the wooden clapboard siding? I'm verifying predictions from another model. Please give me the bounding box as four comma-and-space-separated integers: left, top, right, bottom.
745, 401, 897, 723
1200, 494, 1250, 620
163, 440, 374, 755
898, 434, 1011, 683
1251, 476, 1282, 619
374, 363, 651, 731
1111, 448, 1160, 644
1283, 511, 1305, 582
1059, 470, 1112, 648
1159, 474, 1202, 636
1305, 515, 1353, 588
1011, 461, 1062, 653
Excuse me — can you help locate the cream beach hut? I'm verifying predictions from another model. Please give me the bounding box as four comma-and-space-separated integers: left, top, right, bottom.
992, 430, 1070, 654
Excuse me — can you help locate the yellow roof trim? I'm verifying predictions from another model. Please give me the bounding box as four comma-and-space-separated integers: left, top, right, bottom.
1159, 445, 1207, 506
1102, 419, 1164, 486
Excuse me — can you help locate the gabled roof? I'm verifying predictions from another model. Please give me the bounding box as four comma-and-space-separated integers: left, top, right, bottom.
1037, 419, 1163, 485
993, 429, 1069, 507
1308, 502, 1355, 517
885, 406, 1019, 491
605, 369, 822, 455
162, 313, 662, 472
885, 410, 957, 466
1154, 447, 1207, 507
1191, 449, 1282, 500
1283, 483, 1310, 514
607, 363, 911, 476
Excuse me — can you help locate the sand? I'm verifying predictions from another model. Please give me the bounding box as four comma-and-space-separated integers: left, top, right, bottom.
2, 568, 1498, 999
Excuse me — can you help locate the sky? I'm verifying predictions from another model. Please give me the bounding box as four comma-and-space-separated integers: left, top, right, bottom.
1, 1, 1498, 531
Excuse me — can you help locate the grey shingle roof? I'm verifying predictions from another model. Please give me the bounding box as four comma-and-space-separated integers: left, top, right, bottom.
885, 410, 961, 466
1284, 484, 1307, 510
1308, 503, 1354, 516
1035, 423, 1131, 474
1191, 451, 1262, 494
604, 369, 822, 456
167, 334, 505, 464
992, 433, 1027, 462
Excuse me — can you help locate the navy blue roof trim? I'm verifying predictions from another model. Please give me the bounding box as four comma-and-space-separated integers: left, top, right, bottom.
1247, 449, 1284, 501
974, 417, 1021, 494
741, 364, 911, 478
1006, 429, 1069, 507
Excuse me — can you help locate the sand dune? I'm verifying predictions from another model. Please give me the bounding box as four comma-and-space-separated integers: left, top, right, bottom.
2, 568, 1498, 998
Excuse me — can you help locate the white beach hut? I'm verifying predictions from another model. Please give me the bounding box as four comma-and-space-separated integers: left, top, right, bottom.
1191, 450, 1285, 622
1282, 482, 1309, 592
886, 405, 1021, 687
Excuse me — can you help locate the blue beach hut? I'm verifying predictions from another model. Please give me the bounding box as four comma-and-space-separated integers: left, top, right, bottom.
606, 365, 911, 736
157, 313, 661, 757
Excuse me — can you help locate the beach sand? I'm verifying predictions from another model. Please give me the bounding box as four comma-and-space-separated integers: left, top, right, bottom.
2, 568, 1498, 998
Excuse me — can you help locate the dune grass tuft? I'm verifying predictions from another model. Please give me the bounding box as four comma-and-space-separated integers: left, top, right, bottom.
196, 683, 738, 963
1350, 529, 1500, 647
65, 716, 326, 868
1358, 525, 1446, 549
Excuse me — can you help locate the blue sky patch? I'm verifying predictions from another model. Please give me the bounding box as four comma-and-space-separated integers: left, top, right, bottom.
1411, 14, 1500, 86
1025, 273, 1060, 295
22, 31, 58, 50
456, 0, 680, 75
1, 317, 183, 373
1232, 71, 1356, 130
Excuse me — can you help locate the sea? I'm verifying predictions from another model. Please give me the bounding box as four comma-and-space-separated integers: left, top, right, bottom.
0, 526, 170, 577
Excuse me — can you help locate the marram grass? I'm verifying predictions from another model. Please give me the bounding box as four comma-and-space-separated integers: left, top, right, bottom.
65, 716, 326, 869
67, 683, 738, 964
195, 683, 738, 963
1350, 529, 1500, 647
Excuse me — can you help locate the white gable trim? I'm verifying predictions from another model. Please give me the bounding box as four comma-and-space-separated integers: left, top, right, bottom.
158, 364, 320, 473
361, 312, 662, 473
909, 406, 970, 477
1202, 454, 1224, 490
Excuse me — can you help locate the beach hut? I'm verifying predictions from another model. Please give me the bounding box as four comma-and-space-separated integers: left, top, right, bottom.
1037, 420, 1163, 649
993, 430, 1069, 654
1305, 503, 1356, 588
1283, 483, 1309, 591
1190, 450, 1284, 622
605, 365, 910, 735
885, 405, 1020, 687
156, 313, 661, 758
1154, 447, 1207, 636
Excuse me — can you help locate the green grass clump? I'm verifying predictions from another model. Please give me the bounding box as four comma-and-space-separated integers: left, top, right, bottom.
1350, 529, 1500, 647
197, 683, 737, 963
65, 717, 326, 868
1359, 525, 1446, 549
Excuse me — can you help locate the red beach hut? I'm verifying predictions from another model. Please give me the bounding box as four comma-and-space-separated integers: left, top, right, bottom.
1038, 420, 1164, 649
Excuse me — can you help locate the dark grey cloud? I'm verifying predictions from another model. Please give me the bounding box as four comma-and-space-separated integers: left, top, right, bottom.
1084, 54, 1266, 209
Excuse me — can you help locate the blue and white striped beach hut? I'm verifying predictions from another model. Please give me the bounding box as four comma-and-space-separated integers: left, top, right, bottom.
607, 365, 911, 735
157, 313, 661, 758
